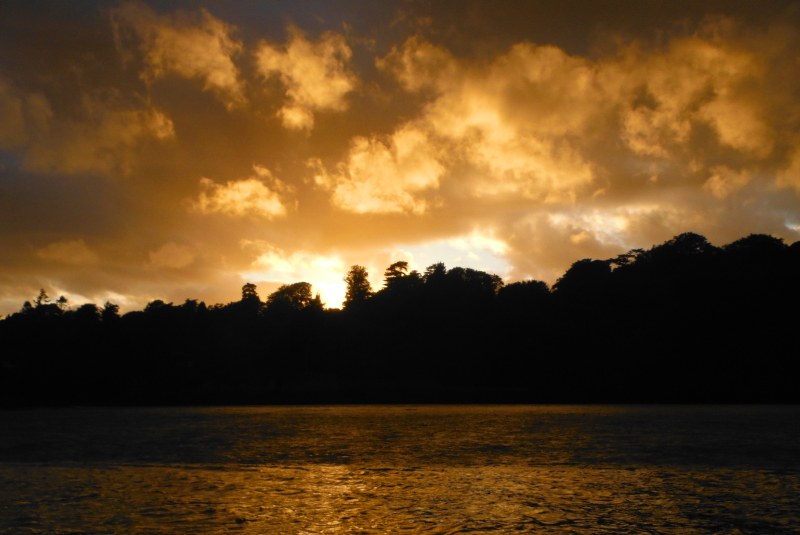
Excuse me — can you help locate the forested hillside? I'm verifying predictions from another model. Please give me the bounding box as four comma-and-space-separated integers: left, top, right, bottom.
2, 232, 798, 406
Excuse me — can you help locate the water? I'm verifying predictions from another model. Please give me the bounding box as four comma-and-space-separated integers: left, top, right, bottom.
1, 405, 799, 534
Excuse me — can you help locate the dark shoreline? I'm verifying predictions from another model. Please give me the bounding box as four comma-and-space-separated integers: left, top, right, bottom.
3, 232, 799, 408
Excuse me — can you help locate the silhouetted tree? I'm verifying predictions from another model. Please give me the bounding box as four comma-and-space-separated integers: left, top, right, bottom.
553, 258, 611, 301
29, 289, 63, 318
101, 301, 120, 322
266, 282, 315, 311
609, 249, 644, 269
377, 261, 424, 303
423, 262, 447, 285
74, 303, 101, 323
309, 293, 324, 311
724, 233, 787, 259
3, 229, 799, 407
20, 301, 34, 315
640, 232, 720, 265
344, 265, 373, 310
383, 261, 409, 288
497, 279, 550, 307
144, 299, 172, 313
34, 289, 49, 307
237, 282, 262, 317
241, 282, 259, 301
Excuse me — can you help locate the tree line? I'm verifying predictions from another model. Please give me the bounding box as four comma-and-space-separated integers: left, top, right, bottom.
1, 232, 799, 406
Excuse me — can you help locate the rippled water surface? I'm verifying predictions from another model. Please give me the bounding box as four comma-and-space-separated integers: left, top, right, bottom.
1, 406, 799, 534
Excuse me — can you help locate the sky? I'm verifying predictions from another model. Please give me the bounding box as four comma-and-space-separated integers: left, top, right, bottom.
2, 0, 800, 313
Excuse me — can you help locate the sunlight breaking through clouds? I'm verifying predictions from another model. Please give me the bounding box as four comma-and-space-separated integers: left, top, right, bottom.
241, 241, 347, 308
2, 1, 800, 314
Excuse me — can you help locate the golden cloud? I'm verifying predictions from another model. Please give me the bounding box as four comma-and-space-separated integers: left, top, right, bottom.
364, 26, 797, 208
310, 124, 444, 214
302, 23, 800, 289
448, 231, 510, 258
191, 165, 294, 219
377, 35, 456, 92
704, 166, 752, 199
613, 34, 772, 159
363, 38, 603, 203
111, 0, 245, 108
3, 4, 800, 317
255, 27, 357, 130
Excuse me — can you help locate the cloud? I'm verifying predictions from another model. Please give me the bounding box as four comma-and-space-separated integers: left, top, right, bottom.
37, 240, 99, 266
149, 242, 195, 269
448, 231, 509, 258
255, 27, 357, 129
111, 0, 245, 108
310, 124, 445, 214
612, 32, 773, 159
292, 21, 800, 288
0, 77, 49, 150
377, 35, 456, 92
353, 24, 800, 276
375, 30, 787, 206
704, 166, 752, 199
376, 38, 603, 203
777, 149, 800, 194
0, 75, 174, 176
3, 3, 800, 316
191, 165, 294, 219
500, 208, 657, 282
26, 94, 174, 176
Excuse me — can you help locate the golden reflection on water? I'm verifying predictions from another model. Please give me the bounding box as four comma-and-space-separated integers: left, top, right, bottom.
1, 406, 799, 533
1, 463, 798, 534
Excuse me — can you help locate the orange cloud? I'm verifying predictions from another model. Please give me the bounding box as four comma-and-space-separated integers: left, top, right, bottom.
612, 34, 772, 159
3, 3, 800, 317
255, 27, 357, 130
704, 166, 753, 199
191, 165, 294, 219
37, 240, 99, 266
111, 0, 245, 108
149, 242, 195, 269
27, 95, 173, 176
361, 38, 603, 204
0, 77, 173, 176
377, 35, 456, 92
310, 124, 444, 214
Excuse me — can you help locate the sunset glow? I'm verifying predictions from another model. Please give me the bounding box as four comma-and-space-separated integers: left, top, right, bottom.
2, 0, 800, 312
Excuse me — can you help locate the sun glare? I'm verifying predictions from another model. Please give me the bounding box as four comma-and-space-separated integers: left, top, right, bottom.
241, 248, 348, 308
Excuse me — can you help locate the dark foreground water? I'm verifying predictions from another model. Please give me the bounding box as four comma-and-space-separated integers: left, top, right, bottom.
0, 406, 798, 534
